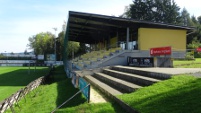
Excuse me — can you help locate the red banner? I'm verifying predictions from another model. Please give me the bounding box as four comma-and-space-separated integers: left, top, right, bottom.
150, 46, 171, 56
196, 48, 201, 52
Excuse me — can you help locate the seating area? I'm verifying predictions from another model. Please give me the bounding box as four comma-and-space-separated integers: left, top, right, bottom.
72, 47, 122, 70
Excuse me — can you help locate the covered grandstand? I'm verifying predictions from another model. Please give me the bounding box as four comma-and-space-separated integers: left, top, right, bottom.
64, 11, 194, 72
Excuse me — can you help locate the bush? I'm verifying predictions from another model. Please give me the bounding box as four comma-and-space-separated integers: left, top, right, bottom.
185, 52, 194, 60
194, 52, 201, 58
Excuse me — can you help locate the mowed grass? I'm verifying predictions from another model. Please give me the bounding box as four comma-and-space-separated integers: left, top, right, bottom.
57, 102, 125, 113
117, 75, 201, 113
173, 58, 201, 68
6, 66, 126, 113
0, 66, 49, 101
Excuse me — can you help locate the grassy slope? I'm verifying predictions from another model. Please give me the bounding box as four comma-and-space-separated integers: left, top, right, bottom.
0, 67, 49, 101
57, 102, 125, 113
5, 66, 201, 113
173, 58, 201, 68
117, 75, 201, 113
6, 66, 125, 113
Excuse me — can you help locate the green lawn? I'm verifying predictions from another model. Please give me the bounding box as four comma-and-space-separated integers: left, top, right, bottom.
117, 75, 201, 113
0, 66, 49, 101
57, 102, 125, 113
6, 66, 126, 113
6, 66, 201, 113
173, 58, 201, 68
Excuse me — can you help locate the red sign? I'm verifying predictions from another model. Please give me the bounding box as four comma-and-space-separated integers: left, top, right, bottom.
196, 48, 201, 52
150, 46, 171, 56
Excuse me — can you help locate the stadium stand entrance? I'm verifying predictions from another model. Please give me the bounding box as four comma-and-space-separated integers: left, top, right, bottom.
64, 11, 194, 71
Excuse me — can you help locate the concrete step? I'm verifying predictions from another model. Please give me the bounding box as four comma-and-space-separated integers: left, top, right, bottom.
112, 65, 171, 80
103, 68, 161, 86
94, 72, 142, 93
84, 75, 123, 97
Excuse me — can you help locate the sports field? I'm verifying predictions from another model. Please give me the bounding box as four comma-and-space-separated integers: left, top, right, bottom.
0, 66, 49, 101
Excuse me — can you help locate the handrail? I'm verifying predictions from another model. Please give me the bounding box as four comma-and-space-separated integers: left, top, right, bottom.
51, 83, 90, 113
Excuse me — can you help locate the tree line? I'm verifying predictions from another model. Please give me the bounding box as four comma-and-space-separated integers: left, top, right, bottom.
121, 0, 201, 46
27, 22, 81, 61
27, 0, 201, 60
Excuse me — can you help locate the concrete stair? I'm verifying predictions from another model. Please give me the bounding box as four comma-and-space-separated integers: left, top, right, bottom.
83, 65, 171, 113
103, 69, 160, 86
93, 72, 141, 93
84, 65, 168, 97
84, 75, 123, 96
112, 65, 171, 80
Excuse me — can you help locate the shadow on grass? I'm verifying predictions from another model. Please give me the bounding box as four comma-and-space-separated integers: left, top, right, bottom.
48, 66, 86, 109
50, 66, 128, 112
124, 77, 201, 113
0, 68, 49, 86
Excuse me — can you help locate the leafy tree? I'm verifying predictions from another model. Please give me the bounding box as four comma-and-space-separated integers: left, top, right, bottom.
197, 16, 201, 24
24, 49, 28, 55
123, 0, 181, 24
57, 21, 81, 59
28, 32, 54, 56
187, 38, 201, 58
191, 15, 199, 25
128, 0, 154, 21
180, 8, 194, 26
57, 31, 64, 60
67, 41, 80, 59
187, 38, 201, 49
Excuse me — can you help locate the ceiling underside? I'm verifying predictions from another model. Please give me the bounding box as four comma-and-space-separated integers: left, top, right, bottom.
67, 11, 194, 44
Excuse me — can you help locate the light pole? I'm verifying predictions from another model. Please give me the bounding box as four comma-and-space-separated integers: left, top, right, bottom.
53, 28, 57, 65
4, 51, 7, 66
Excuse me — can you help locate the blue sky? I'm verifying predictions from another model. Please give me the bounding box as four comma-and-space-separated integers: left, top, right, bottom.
0, 0, 200, 53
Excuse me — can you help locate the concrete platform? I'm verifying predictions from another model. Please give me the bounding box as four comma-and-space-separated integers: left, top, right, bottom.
115, 66, 201, 75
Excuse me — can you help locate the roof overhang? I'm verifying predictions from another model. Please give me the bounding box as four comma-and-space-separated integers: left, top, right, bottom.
67, 11, 195, 44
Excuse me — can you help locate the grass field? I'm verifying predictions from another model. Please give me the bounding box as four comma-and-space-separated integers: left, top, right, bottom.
173, 58, 201, 68
5, 66, 126, 113
0, 66, 49, 101
117, 75, 201, 113
4, 62, 201, 112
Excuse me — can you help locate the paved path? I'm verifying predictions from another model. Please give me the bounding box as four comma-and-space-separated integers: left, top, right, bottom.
124, 67, 201, 75
123, 66, 201, 77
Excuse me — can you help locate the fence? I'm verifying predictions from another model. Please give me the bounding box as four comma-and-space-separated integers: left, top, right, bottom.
0, 70, 52, 113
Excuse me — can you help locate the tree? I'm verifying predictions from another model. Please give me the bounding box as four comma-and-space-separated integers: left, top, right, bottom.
180, 8, 194, 26
57, 21, 81, 59
197, 16, 201, 24
187, 38, 201, 49
28, 32, 54, 56
128, 0, 154, 21
123, 0, 181, 24
24, 49, 28, 55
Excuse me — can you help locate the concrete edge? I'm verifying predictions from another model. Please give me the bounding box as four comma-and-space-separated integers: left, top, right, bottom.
84, 75, 139, 113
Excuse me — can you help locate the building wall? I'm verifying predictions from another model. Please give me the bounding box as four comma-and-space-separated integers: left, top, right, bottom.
138, 28, 187, 51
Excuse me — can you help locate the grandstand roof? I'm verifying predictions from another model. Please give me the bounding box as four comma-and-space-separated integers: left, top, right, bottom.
67, 11, 194, 44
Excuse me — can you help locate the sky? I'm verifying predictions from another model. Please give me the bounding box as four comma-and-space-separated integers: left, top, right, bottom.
0, 0, 200, 53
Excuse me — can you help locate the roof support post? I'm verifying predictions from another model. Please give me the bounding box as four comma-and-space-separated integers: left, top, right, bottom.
116, 30, 119, 47
126, 27, 129, 50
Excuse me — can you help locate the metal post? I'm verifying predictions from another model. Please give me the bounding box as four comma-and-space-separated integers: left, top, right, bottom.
126, 27, 130, 50
116, 31, 119, 47
5, 51, 8, 66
